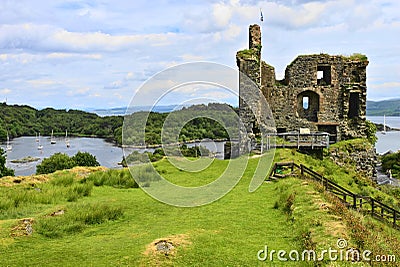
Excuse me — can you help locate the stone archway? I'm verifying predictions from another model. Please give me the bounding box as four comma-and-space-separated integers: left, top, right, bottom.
297, 90, 320, 122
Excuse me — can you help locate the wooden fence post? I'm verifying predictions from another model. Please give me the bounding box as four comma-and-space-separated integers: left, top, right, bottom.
371, 199, 375, 215
394, 211, 397, 227
297, 133, 300, 149
353, 195, 356, 209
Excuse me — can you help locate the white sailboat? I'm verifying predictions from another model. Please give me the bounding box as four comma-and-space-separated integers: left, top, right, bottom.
38, 132, 43, 150
35, 132, 39, 142
381, 115, 387, 135
65, 130, 70, 148
50, 129, 56, 144
6, 133, 12, 151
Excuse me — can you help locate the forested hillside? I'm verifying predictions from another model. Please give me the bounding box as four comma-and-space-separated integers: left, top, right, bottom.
0, 103, 123, 142
367, 99, 400, 116
0, 102, 237, 146
123, 103, 237, 146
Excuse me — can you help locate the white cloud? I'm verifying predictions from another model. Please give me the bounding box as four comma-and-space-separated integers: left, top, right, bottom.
67, 87, 92, 97
27, 79, 60, 87
373, 82, 400, 89
0, 24, 182, 53
0, 0, 399, 108
180, 54, 206, 61
1, 88, 12, 94
46, 53, 102, 60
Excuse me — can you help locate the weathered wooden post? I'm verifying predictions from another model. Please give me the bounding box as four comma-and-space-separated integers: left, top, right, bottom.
297, 133, 300, 149
311, 133, 314, 149
371, 198, 375, 215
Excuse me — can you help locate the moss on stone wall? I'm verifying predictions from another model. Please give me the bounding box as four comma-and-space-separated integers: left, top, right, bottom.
345, 53, 368, 62
236, 49, 258, 61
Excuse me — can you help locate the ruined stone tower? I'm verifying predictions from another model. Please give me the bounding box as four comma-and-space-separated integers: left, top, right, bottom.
237, 24, 369, 143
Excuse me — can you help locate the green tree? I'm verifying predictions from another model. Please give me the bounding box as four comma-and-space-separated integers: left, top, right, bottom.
382, 152, 400, 178
72, 151, 100, 167
365, 120, 377, 144
0, 148, 14, 177
36, 153, 75, 174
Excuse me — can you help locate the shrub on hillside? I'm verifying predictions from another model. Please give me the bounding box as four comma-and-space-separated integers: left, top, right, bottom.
72, 151, 100, 167
382, 151, 400, 179
0, 148, 14, 177
36, 151, 100, 174
36, 153, 75, 175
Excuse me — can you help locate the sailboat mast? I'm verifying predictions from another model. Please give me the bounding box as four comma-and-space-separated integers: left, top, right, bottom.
384, 115, 386, 132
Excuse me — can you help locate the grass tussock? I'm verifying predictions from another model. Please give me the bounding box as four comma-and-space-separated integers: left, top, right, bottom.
0, 173, 93, 220
84, 165, 161, 188
84, 168, 138, 188
36, 203, 124, 238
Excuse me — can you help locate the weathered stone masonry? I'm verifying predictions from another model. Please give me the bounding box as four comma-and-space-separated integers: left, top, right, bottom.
237, 24, 369, 143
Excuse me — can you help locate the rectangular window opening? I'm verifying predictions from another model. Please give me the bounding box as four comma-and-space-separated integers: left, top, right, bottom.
348, 92, 360, 118
317, 65, 331, 85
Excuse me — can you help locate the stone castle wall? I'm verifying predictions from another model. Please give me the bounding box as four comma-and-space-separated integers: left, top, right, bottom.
237, 24, 369, 143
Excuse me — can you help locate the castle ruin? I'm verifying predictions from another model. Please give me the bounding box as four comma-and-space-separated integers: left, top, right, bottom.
237, 24, 369, 144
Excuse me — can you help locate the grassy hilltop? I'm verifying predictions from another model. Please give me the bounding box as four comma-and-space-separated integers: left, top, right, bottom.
1, 143, 400, 266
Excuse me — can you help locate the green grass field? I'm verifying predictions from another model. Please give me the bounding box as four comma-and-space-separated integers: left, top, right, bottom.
1, 146, 400, 266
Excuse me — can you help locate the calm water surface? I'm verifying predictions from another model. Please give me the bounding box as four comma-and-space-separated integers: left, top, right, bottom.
2, 137, 226, 176
2, 118, 399, 176
367, 116, 399, 154
3, 136, 123, 176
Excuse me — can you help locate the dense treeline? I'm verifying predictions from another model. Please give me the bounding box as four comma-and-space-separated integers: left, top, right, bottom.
123, 103, 238, 146
1, 102, 237, 146
0, 103, 123, 142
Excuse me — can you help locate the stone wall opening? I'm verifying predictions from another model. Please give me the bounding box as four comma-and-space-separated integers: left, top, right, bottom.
277, 127, 286, 133
317, 65, 331, 85
318, 125, 337, 143
348, 92, 360, 118
297, 91, 319, 122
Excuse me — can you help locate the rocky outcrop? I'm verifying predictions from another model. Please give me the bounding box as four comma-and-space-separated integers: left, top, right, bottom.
328, 140, 377, 179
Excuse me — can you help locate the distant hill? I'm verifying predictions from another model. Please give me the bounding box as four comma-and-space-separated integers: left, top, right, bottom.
367, 99, 400, 116
96, 100, 400, 117
88, 105, 182, 116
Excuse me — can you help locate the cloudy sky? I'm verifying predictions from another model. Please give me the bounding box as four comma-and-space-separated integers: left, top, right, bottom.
0, 0, 399, 109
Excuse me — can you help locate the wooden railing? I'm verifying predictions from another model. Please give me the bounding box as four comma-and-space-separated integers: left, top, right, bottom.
268, 162, 400, 229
